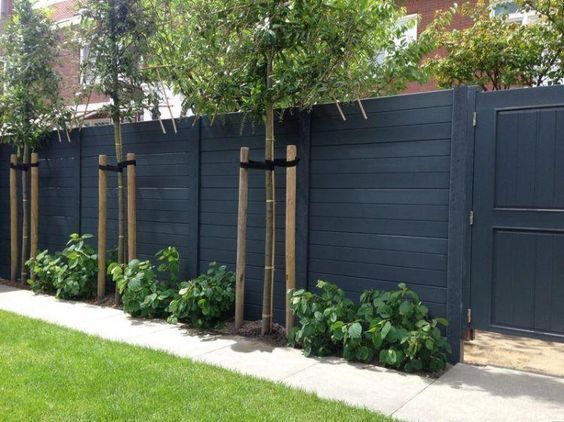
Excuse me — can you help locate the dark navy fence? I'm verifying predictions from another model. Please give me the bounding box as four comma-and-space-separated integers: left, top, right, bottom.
5, 85, 562, 362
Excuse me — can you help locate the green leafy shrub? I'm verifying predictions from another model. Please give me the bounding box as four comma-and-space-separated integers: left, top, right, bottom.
156, 246, 180, 283
26, 233, 98, 300
26, 250, 61, 294
289, 281, 451, 373
108, 247, 179, 319
289, 280, 356, 357
167, 262, 235, 328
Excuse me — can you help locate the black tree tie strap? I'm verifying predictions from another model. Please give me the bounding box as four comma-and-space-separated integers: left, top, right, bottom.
10, 162, 39, 171
99, 160, 137, 173
240, 158, 299, 170
273, 158, 299, 168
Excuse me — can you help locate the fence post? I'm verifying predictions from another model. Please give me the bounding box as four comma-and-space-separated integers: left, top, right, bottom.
10, 154, 18, 282
30, 153, 39, 260
235, 147, 249, 330
285, 145, 297, 333
97, 155, 107, 301
127, 152, 136, 263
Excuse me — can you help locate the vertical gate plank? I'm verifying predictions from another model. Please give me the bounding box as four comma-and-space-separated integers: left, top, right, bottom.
447, 86, 477, 364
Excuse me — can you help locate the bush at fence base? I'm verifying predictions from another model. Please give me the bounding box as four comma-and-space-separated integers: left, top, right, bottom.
167, 262, 235, 329
289, 280, 451, 373
26, 233, 97, 300
108, 247, 180, 319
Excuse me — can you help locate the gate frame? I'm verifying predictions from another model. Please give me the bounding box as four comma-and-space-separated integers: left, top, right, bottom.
446, 86, 480, 363
467, 86, 564, 344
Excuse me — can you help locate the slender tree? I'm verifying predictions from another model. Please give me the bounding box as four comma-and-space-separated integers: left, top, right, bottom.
0, 0, 68, 284
78, 0, 156, 301
152, 0, 430, 334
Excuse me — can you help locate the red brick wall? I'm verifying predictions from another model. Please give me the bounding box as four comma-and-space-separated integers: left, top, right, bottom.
46, 0, 106, 105
401, 0, 476, 93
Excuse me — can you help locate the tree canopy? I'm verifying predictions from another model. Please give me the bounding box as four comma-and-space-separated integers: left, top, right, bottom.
423, 0, 563, 90
149, 0, 431, 119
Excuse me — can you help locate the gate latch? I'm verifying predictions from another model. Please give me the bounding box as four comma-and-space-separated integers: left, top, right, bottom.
469, 210, 474, 226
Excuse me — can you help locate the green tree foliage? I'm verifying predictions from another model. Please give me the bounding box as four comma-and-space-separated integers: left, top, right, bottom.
150, 0, 431, 334
77, 0, 157, 297
423, 0, 563, 90
0, 0, 68, 283
520, 0, 564, 36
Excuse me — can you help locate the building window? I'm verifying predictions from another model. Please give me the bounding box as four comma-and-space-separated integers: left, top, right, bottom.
492, 1, 538, 24
79, 45, 95, 85
396, 14, 418, 45
375, 14, 418, 64
0, 0, 8, 18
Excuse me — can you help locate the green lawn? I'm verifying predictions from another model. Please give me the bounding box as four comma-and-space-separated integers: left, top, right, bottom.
0, 311, 392, 421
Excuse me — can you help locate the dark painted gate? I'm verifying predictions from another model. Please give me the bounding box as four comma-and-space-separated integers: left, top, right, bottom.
471, 86, 564, 340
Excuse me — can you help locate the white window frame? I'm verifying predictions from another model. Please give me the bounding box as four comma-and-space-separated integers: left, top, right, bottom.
0, 0, 8, 17
396, 14, 418, 45
491, 1, 539, 25
375, 13, 418, 65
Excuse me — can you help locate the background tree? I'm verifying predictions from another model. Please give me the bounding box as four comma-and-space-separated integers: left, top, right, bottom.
78, 0, 156, 300
423, 0, 563, 90
0, 0, 68, 284
152, 0, 431, 334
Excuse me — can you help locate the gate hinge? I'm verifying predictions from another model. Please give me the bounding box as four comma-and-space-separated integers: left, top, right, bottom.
463, 308, 476, 341
469, 210, 474, 226
472, 112, 477, 127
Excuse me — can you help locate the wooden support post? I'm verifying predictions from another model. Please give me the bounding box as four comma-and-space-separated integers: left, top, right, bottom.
10, 154, 18, 282
127, 153, 136, 263
30, 153, 39, 260
285, 145, 297, 333
97, 155, 107, 301
235, 147, 249, 330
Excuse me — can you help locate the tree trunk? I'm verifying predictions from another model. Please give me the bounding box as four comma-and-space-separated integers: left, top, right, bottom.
113, 116, 125, 304
20, 144, 30, 284
262, 53, 275, 335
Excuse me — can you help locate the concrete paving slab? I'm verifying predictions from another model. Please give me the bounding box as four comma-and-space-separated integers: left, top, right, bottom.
283, 356, 434, 414
126, 325, 238, 359
197, 339, 317, 381
393, 363, 564, 422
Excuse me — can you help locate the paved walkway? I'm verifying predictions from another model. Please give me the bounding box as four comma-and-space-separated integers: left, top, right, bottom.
1, 284, 563, 421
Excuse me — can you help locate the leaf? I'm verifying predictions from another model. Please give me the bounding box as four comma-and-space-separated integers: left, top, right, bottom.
348, 322, 362, 339
381, 321, 392, 339
399, 301, 412, 316
435, 317, 448, 327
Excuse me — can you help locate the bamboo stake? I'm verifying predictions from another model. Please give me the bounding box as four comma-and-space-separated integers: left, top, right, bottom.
127, 153, 137, 263
97, 155, 107, 301
285, 145, 297, 333
156, 67, 177, 134
158, 116, 167, 135
78, 90, 92, 132
262, 53, 275, 336
20, 145, 30, 284
334, 99, 347, 121
235, 147, 249, 330
30, 153, 39, 260
10, 154, 18, 282
357, 99, 368, 120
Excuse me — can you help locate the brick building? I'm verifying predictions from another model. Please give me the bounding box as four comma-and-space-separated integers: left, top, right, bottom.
0, 0, 528, 119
